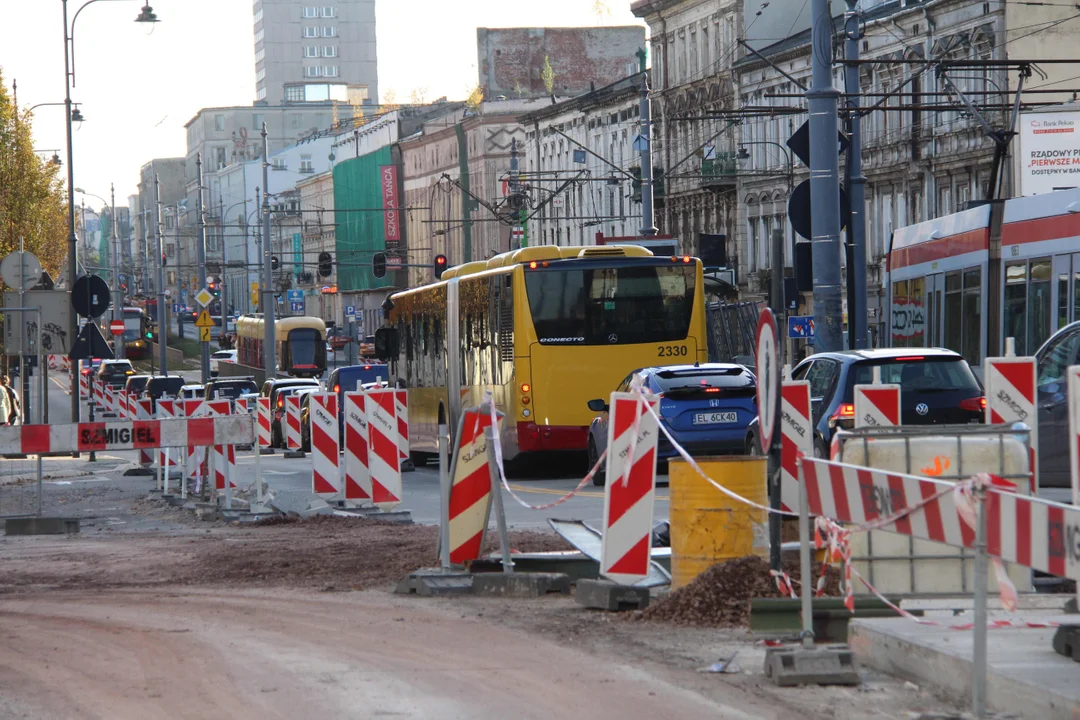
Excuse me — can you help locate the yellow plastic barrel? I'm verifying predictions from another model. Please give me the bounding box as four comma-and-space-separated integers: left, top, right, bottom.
668, 456, 768, 590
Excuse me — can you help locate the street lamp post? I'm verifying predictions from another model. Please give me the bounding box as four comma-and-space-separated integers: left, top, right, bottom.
62, 0, 159, 424
260, 124, 276, 379
195, 153, 209, 383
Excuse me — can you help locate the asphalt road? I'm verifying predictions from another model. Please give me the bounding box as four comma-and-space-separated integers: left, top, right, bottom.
242, 450, 671, 529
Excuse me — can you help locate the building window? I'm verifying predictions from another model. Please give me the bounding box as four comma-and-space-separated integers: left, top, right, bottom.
323, 46, 337, 57
303, 26, 319, 38
214, 114, 225, 131
321, 6, 335, 17
305, 66, 322, 77
272, 157, 286, 170
300, 155, 313, 173
322, 26, 336, 37
214, 146, 226, 168
304, 46, 319, 58
254, 8, 263, 24
323, 66, 338, 77
285, 86, 304, 102
747, 215, 758, 273
252, 112, 264, 129
302, 6, 319, 18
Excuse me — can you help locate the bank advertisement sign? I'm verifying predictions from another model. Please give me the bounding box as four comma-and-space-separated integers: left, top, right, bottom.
1019, 111, 1080, 196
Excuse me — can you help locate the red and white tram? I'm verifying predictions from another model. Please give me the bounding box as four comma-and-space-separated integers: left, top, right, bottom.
888, 188, 1080, 372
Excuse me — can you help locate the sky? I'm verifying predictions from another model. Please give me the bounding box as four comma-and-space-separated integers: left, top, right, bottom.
0, 0, 644, 208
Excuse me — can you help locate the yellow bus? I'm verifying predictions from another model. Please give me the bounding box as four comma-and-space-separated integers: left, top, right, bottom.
385, 245, 707, 464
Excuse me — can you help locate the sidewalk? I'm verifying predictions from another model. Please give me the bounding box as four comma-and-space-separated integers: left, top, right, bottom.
0, 452, 132, 483
850, 611, 1080, 719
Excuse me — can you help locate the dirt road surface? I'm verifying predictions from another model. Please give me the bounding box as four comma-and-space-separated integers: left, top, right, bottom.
0, 483, 965, 719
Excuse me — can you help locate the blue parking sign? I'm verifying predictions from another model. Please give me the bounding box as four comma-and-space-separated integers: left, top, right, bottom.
345, 305, 356, 316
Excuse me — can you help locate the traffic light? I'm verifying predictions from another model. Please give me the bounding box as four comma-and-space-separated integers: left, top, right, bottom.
318, 251, 333, 278
372, 252, 387, 279
209, 281, 221, 298
161, 252, 167, 267
271, 255, 279, 271
434, 254, 448, 273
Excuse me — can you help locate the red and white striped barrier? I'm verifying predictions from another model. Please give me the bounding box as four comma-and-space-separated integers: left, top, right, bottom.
0, 416, 254, 454
447, 405, 496, 564
854, 383, 901, 428
116, 391, 128, 421
48, 355, 70, 372
79, 371, 88, 402
601, 391, 660, 586
156, 399, 181, 473
343, 391, 371, 505
366, 388, 402, 511
183, 399, 208, 490
205, 400, 237, 492
780, 381, 812, 512
103, 386, 116, 417
395, 389, 409, 469
234, 398, 250, 415
93, 380, 104, 408
310, 393, 340, 499
285, 395, 303, 452
137, 399, 155, 467
797, 456, 1080, 582
256, 397, 272, 450
985, 355, 1038, 491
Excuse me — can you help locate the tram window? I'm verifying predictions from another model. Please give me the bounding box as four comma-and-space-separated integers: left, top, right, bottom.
1004, 262, 1028, 355
1058, 269, 1070, 331
1036, 328, 1080, 389
962, 269, 981, 366
1029, 259, 1052, 356
944, 271, 962, 356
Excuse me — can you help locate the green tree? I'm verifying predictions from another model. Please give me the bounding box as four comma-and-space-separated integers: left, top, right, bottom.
0, 67, 68, 283
541, 56, 555, 96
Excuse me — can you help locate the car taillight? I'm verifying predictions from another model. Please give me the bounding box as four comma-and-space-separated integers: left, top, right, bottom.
831, 403, 856, 421
959, 396, 986, 412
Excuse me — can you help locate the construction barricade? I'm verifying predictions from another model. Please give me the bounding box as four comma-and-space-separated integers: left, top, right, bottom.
284, 395, 303, 455
366, 388, 401, 510
985, 353, 1038, 491
343, 391, 371, 506
395, 389, 411, 471
206, 400, 238, 501
183, 399, 208, 495
309, 392, 340, 500
155, 399, 182, 494
256, 397, 272, 452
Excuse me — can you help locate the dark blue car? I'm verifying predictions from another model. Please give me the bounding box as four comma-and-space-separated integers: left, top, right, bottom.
326, 363, 392, 436
586, 363, 757, 485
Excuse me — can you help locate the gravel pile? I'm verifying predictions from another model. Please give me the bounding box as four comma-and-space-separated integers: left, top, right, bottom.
640, 555, 840, 628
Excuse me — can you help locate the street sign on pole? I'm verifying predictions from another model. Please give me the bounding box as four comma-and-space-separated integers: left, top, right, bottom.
787, 316, 816, 339
194, 309, 214, 328
756, 308, 780, 451
194, 287, 214, 307
109, 320, 125, 336
71, 275, 111, 318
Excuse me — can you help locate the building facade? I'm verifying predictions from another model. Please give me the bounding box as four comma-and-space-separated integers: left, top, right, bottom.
134, 158, 185, 298
296, 170, 338, 322
632, 0, 742, 263
254, 0, 378, 105
477, 26, 645, 99
521, 73, 647, 246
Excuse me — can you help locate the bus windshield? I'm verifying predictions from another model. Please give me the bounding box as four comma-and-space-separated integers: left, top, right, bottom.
524, 263, 696, 345
288, 328, 320, 367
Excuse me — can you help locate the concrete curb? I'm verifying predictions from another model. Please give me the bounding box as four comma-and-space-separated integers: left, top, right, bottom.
850, 616, 1080, 719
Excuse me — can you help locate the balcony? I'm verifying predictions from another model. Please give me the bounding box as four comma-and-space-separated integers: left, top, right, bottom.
700, 152, 738, 190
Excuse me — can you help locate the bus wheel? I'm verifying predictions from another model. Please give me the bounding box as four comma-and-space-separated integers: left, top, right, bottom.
410, 451, 430, 468
588, 438, 606, 487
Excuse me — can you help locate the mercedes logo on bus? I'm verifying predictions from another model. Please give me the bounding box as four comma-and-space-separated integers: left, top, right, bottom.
915, 403, 929, 416
608, 333, 618, 344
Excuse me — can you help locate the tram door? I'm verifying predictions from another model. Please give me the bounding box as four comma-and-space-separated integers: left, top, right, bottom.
924, 273, 945, 348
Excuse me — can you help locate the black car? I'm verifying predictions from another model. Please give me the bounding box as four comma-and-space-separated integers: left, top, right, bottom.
1034, 321, 1080, 495
204, 377, 259, 403
95, 360, 135, 389
144, 375, 186, 411
124, 374, 152, 398
260, 378, 320, 446
749, 348, 984, 457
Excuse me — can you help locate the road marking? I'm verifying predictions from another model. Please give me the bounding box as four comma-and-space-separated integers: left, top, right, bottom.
507, 483, 669, 500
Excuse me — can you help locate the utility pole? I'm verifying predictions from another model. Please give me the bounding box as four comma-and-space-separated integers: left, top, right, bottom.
509, 138, 525, 250
261, 123, 277, 379
637, 47, 658, 237
844, 0, 869, 349
807, 0, 844, 353
111, 183, 123, 359
63, 0, 79, 427
195, 153, 210, 383
155, 174, 168, 374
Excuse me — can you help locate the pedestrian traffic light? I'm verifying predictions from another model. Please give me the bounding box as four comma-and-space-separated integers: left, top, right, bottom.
434, 254, 448, 273
161, 252, 167, 266
271, 255, 279, 271
372, 252, 387, 279
318, 251, 333, 278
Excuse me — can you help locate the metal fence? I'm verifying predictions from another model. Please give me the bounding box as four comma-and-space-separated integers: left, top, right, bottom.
706, 300, 762, 364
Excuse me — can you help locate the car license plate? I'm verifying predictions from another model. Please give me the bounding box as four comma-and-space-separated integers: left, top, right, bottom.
693, 411, 738, 425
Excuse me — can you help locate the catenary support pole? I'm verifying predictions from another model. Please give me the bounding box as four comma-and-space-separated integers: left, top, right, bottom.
844, 0, 869, 349
112, 184, 124, 359
155, 174, 168, 374
638, 48, 657, 237
196, 153, 209, 383
63, 0, 80, 427
261, 123, 276, 379
769, 228, 785, 571
808, 0, 844, 353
